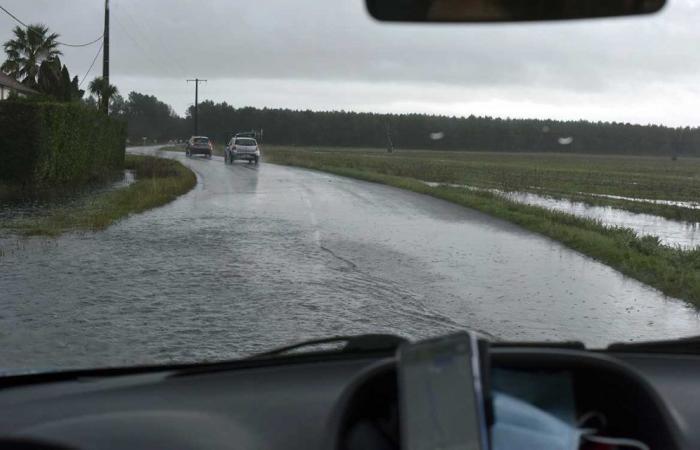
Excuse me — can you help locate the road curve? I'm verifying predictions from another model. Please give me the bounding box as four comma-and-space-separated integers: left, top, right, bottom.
1, 146, 699, 370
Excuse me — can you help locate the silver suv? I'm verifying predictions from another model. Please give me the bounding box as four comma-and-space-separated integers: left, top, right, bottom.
224, 136, 260, 165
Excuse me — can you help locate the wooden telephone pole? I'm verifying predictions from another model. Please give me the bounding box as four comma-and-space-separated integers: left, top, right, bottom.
187, 78, 207, 135
101, 0, 109, 114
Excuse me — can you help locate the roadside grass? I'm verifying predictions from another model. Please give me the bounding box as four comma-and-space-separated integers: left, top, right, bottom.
1, 155, 196, 237
265, 145, 700, 222
157, 144, 185, 153
264, 147, 700, 306
158, 144, 225, 156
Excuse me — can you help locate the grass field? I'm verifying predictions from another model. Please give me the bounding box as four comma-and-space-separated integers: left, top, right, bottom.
264, 146, 700, 307
265, 146, 700, 222
1, 155, 196, 237
159, 143, 225, 156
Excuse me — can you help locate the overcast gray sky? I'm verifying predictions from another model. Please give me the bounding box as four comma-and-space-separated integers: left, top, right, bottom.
2, 0, 700, 126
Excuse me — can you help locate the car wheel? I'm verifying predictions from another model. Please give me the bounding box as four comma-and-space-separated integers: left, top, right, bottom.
208, 152, 212, 159
254, 156, 259, 165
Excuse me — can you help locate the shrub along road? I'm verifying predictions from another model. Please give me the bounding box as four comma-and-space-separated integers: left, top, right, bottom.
0, 155, 196, 237
0, 146, 699, 369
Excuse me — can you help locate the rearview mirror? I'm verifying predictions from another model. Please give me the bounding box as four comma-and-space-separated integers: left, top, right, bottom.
366, 0, 665, 22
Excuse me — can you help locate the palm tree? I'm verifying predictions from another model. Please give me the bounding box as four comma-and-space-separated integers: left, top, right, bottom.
1, 24, 62, 88
88, 77, 118, 112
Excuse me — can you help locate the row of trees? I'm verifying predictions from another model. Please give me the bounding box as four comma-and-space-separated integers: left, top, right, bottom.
118, 97, 700, 157
4, 24, 697, 156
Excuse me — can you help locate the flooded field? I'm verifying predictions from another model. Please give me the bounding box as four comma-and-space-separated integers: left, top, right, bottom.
423, 182, 700, 249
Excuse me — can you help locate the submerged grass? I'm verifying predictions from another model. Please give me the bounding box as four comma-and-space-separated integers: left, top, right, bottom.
1, 155, 196, 237
265, 147, 700, 306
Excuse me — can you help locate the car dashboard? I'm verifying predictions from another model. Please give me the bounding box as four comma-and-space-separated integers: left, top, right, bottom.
0, 346, 696, 450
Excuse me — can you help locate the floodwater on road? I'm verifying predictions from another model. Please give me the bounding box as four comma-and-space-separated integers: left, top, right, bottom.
1, 147, 699, 372
0, 169, 136, 222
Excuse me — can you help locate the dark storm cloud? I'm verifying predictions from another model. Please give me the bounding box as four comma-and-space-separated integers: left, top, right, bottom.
2, 0, 700, 124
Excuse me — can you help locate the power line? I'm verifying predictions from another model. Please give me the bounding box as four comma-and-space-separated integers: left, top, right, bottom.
0, 4, 103, 48
112, 13, 164, 73
0, 4, 25, 26
60, 34, 104, 48
79, 41, 103, 88
115, 2, 187, 75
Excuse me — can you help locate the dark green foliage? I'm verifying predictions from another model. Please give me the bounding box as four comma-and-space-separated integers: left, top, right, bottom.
1, 155, 196, 236
128, 94, 699, 156
88, 77, 117, 112
189, 104, 699, 156
21, 56, 83, 102
0, 101, 126, 186
118, 92, 182, 143
1, 24, 61, 89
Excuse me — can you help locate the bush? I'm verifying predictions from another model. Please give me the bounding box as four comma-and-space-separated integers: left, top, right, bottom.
0, 101, 126, 186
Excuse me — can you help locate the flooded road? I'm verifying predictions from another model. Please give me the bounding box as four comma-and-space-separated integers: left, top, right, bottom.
1, 146, 699, 371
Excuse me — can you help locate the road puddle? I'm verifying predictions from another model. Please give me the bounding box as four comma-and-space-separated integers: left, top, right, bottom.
0, 170, 136, 221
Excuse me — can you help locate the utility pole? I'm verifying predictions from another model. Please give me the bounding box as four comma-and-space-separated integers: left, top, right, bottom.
101, 0, 109, 115
385, 119, 394, 153
187, 78, 207, 135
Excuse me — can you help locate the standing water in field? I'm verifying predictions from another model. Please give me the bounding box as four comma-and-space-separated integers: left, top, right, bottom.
423, 182, 700, 249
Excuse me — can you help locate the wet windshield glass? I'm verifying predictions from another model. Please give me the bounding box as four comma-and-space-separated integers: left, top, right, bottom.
1, 0, 699, 372
236, 138, 256, 146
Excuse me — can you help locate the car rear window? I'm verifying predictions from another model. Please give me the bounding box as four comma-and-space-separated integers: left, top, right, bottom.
193, 138, 209, 144
235, 138, 256, 146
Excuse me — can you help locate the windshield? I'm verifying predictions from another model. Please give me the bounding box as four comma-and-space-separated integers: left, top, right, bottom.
235, 138, 256, 146
1, 0, 699, 373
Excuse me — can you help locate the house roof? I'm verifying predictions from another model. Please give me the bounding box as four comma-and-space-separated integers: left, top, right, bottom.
0, 72, 38, 95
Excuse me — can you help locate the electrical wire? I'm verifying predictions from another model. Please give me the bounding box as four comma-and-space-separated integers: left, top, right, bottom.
114, 1, 188, 75
112, 13, 165, 74
0, 4, 103, 48
78, 41, 103, 88
59, 34, 104, 48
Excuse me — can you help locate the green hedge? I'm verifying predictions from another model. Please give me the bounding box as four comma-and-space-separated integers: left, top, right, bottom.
0, 101, 126, 186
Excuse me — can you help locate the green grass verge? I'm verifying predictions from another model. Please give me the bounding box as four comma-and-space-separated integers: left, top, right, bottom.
266, 145, 700, 221
159, 144, 225, 156
265, 149, 700, 307
1, 155, 196, 237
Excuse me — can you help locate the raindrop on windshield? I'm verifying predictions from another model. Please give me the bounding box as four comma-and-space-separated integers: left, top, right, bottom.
558, 136, 574, 145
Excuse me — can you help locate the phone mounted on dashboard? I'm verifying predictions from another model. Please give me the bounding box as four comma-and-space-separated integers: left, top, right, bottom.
397, 332, 493, 450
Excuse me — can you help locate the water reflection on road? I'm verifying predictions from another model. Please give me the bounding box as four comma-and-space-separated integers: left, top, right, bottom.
1, 147, 699, 371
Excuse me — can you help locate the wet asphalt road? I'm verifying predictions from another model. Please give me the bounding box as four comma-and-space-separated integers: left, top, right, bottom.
1, 146, 699, 371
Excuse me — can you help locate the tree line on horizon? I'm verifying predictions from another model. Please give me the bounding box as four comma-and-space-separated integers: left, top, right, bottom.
116, 95, 700, 157
2, 24, 699, 157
